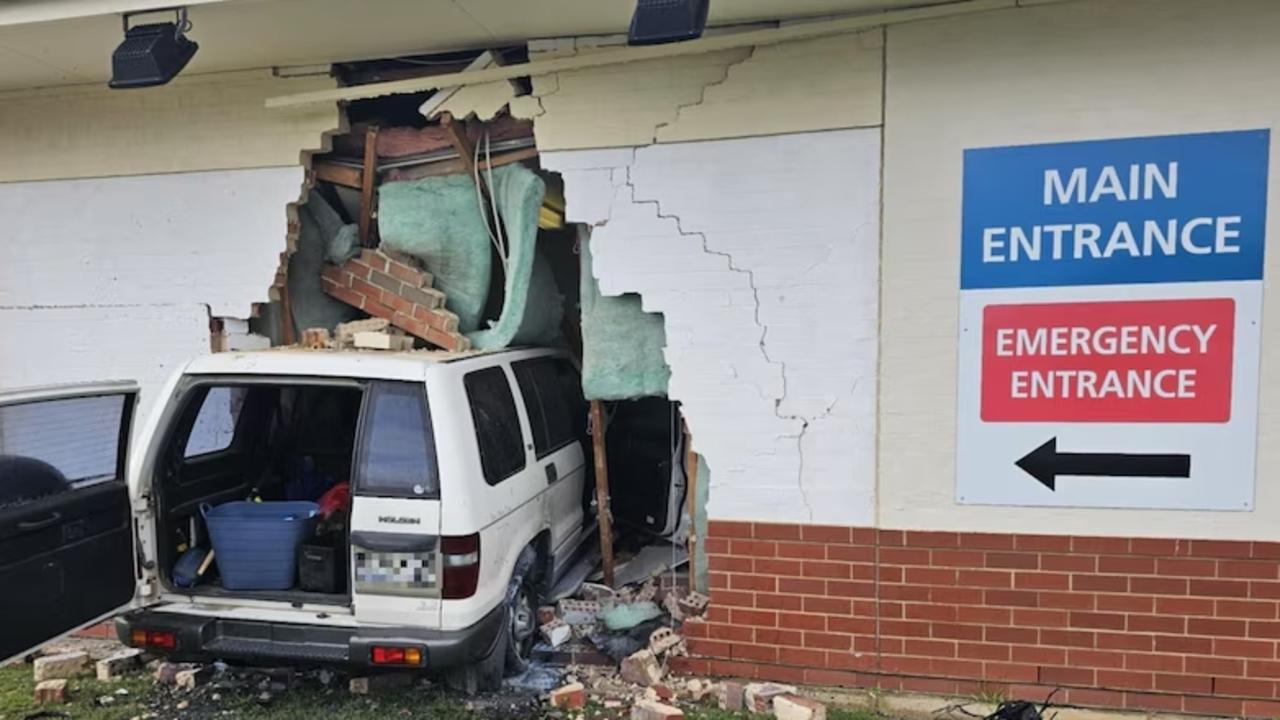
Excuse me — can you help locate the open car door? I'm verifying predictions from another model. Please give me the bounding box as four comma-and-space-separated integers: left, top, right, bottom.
0, 381, 140, 662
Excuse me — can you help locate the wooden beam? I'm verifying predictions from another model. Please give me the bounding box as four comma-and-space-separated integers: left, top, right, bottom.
683, 419, 699, 592
312, 161, 362, 189
590, 400, 615, 587
358, 125, 379, 248
383, 146, 538, 183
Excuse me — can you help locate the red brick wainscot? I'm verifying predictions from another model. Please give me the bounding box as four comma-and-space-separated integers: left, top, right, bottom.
673, 520, 1280, 718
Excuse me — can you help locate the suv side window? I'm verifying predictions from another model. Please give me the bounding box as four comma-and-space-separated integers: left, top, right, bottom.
184, 386, 246, 457
463, 367, 526, 485
0, 394, 127, 504
356, 381, 439, 498
513, 358, 579, 458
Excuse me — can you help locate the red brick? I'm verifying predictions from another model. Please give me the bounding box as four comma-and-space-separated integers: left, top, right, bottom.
1014, 572, 1069, 591
1096, 670, 1153, 690
385, 259, 428, 286
1130, 575, 1189, 595
828, 545, 874, 563
877, 566, 903, 583
1155, 557, 1216, 577
1215, 637, 1275, 658
1217, 677, 1276, 698
1249, 659, 1280, 678
729, 643, 777, 663
1183, 695, 1244, 717
880, 547, 929, 565
1250, 621, 1280, 639
1153, 634, 1212, 654
1065, 649, 1123, 669
798, 525, 851, 544
1041, 554, 1096, 573
707, 659, 759, 679
803, 668, 861, 686
709, 554, 754, 573
729, 609, 777, 627
1186, 654, 1243, 675
931, 549, 984, 567
929, 586, 983, 604
750, 523, 800, 541
803, 596, 851, 615
1066, 688, 1126, 709
1219, 598, 1278, 619
756, 593, 804, 612
755, 627, 805, 647
956, 642, 1009, 661
1153, 673, 1211, 693
730, 539, 776, 557
1243, 700, 1280, 719
1039, 629, 1096, 648
877, 529, 905, 546
957, 569, 1012, 588
829, 650, 876, 671
776, 542, 826, 560
905, 531, 960, 549
1123, 692, 1184, 713
803, 632, 853, 651
1189, 539, 1253, 559
933, 623, 983, 641
983, 662, 1038, 682
904, 567, 956, 585
730, 574, 776, 592
879, 620, 931, 638
1097, 556, 1155, 574
1009, 534, 1070, 552
1155, 596, 1214, 615
1253, 581, 1280, 599
904, 638, 955, 657
1095, 594, 1152, 613
1128, 538, 1179, 556
705, 538, 729, 554
754, 558, 801, 577
1070, 612, 1126, 631
986, 552, 1039, 570
1014, 608, 1070, 628
1097, 632, 1153, 651
757, 664, 806, 685
710, 589, 755, 608
958, 533, 1016, 550
881, 584, 930, 602
1072, 536, 1130, 554
1220, 560, 1280, 580
709, 624, 754, 642
985, 625, 1038, 644
904, 603, 956, 622
957, 606, 1011, 625
1072, 574, 1128, 592
1040, 666, 1094, 685
1188, 617, 1247, 637
826, 580, 875, 598
1127, 614, 1185, 633
928, 658, 985, 679
778, 612, 826, 632
1122, 653, 1183, 673
1254, 542, 1280, 560
1039, 591, 1095, 610
827, 617, 875, 635
1012, 645, 1065, 665
985, 589, 1038, 607
802, 561, 850, 579
778, 577, 826, 595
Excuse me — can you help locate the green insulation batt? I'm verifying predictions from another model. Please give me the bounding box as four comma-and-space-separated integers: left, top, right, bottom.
377, 164, 561, 349
466, 164, 563, 350
579, 235, 672, 400
288, 191, 361, 335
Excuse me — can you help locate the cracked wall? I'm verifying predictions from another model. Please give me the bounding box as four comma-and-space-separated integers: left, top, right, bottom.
542, 129, 879, 525
520, 31, 883, 151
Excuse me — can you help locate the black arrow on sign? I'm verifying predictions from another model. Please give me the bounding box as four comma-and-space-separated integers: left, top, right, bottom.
1015, 437, 1191, 491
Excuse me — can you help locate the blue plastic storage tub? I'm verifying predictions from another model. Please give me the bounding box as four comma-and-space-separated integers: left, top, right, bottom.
201, 501, 319, 591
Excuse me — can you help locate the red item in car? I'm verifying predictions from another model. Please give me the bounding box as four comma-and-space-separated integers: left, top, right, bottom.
317, 482, 351, 519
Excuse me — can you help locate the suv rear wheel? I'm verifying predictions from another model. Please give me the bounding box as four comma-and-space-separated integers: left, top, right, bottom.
446, 546, 540, 693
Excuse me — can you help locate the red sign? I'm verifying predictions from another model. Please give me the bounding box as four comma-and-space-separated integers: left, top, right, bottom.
981, 298, 1234, 423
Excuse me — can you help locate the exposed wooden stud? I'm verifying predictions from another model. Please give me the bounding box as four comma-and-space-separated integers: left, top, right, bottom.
313, 161, 362, 189
358, 125, 379, 248
590, 400, 615, 587
683, 418, 699, 592
383, 146, 538, 182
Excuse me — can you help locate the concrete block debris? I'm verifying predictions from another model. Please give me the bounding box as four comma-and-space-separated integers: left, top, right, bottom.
773, 694, 828, 720
34, 679, 68, 705
174, 665, 214, 691
33, 651, 89, 681
541, 618, 572, 648
744, 682, 797, 714
631, 698, 684, 720
717, 680, 745, 711
648, 627, 683, 656
96, 648, 145, 681
677, 591, 709, 618
559, 598, 602, 626
619, 649, 663, 687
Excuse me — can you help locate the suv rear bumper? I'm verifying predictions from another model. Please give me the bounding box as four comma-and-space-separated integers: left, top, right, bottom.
115, 603, 505, 670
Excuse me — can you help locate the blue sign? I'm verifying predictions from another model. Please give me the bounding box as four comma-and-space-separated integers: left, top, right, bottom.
961, 130, 1269, 290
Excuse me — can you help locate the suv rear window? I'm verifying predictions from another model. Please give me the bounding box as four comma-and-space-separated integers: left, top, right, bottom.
463, 367, 526, 485
355, 381, 439, 497
513, 358, 582, 458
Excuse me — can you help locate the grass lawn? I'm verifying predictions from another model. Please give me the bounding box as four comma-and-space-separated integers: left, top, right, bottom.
0, 661, 884, 720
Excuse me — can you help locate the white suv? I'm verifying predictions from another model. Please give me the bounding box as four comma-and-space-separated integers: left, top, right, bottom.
0, 347, 591, 691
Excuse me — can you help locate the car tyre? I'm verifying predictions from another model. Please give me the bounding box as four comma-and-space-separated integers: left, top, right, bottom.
503, 547, 539, 677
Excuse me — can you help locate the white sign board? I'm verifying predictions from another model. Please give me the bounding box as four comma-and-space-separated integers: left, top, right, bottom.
956, 130, 1269, 510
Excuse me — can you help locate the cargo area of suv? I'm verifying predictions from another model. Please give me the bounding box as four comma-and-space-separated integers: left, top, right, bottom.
153, 378, 367, 606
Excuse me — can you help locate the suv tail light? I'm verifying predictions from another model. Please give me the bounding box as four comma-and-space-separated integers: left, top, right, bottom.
441, 533, 480, 599
129, 628, 177, 651
371, 645, 424, 666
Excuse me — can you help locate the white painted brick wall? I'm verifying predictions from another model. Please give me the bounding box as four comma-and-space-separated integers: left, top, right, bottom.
0, 166, 303, 422
543, 129, 880, 525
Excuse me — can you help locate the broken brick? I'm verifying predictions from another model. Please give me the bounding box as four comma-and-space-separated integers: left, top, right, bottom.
648, 627, 682, 656
33, 651, 88, 681
540, 618, 572, 648
301, 327, 332, 349
96, 649, 145, 682
549, 682, 586, 710
651, 682, 676, 701
175, 666, 214, 691
773, 695, 828, 720
537, 606, 557, 625
677, 591, 709, 618
718, 681, 745, 711
620, 649, 663, 687
744, 683, 798, 714
558, 599, 601, 626
34, 679, 68, 705
631, 699, 684, 720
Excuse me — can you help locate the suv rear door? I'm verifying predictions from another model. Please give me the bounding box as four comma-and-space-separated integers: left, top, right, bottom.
0, 382, 141, 662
